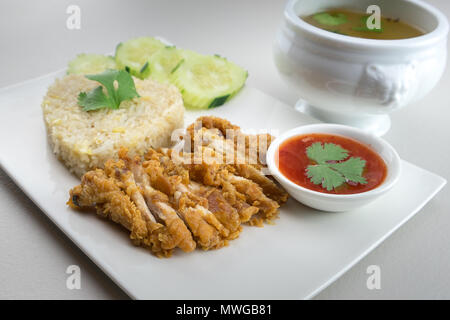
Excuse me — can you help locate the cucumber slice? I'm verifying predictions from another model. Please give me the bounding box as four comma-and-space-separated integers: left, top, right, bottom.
148, 46, 185, 84
170, 52, 247, 109
67, 54, 116, 75
115, 37, 165, 79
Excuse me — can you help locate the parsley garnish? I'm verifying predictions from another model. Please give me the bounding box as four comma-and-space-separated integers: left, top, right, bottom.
78, 69, 140, 111
306, 142, 367, 191
313, 12, 347, 26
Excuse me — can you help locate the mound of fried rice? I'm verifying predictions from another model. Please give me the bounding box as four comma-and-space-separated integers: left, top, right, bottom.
42, 74, 184, 177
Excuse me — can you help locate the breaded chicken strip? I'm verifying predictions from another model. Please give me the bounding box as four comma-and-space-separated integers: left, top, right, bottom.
103, 159, 185, 253
232, 164, 288, 205
143, 153, 228, 250
161, 148, 261, 223
68, 169, 172, 257
187, 116, 274, 168
171, 144, 280, 224
147, 149, 240, 234
174, 191, 225, 250
188, 125, 288, 204
189, 181, 242, 240
223, 172, 280, 226
186, 116, 239, 140
218, 177, 260, 223
118, 149, 196, 253
182, 162, 260, 223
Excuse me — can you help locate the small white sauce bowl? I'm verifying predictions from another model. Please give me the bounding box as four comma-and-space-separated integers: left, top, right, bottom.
266, 124, 401, 212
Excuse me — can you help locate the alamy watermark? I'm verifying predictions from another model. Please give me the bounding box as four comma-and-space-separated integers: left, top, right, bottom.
366, 265, 381, 290
366, 5, 381, 30
66, 5, 81, 30
66, 265, 81, 290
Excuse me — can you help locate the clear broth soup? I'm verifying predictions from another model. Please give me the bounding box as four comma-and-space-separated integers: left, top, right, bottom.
302, 9, 425, 40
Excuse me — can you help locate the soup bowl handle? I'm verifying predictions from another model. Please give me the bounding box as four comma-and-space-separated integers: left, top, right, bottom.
355, 60, 419, 112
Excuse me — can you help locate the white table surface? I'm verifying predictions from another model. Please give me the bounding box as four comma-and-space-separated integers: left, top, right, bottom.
1, 0, 449, 300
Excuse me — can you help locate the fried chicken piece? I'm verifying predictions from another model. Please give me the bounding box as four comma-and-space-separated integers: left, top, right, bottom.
141, 185, 196, 253
222, 170, 280, 224
173, 188, 226, 250
103, 159, 156, 223
186, 116, 239, 140
161, 148, 261, 223
152, 149, 232, 239
176, 184, 229, 239
160, 148, 263, 226
68, 169, 171, 257
146, 148, 189, 183
233, 164, 288, 204
118, 149, 196, 253
186, 162, 260, 223
189, 182, 242, 240
189, 126, 288, 205
103, 159, 183, 253
143, 152, 228, 250
187, 116, 273, 168
187, 144, 280, 222
219, 176, 259, 223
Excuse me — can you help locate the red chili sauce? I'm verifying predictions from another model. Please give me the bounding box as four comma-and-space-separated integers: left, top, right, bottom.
277, 133, 387, 194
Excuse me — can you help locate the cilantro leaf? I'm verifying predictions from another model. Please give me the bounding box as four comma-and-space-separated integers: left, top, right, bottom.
116, 69, 141, 102
306, 142, 348, 164
313, 12, 347, 26
306, 165, 346, 191
305, 142, 368, 191
329, 157, 367, 184
78, 69, 140, 111
77, 86, 110, 111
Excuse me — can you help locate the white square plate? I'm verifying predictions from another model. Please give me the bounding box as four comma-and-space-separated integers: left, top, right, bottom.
0, 69, 446, 299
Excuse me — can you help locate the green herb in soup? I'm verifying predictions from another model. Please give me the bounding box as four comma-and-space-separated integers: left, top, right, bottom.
302, 9, 425, 40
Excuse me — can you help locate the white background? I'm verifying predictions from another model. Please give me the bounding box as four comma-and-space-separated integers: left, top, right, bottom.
0, 0, 449, 299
